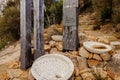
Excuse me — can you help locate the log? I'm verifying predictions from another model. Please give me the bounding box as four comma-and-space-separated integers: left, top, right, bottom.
63, 0, 79, 51
20, 0, 32, 70
34, 0, 44, 60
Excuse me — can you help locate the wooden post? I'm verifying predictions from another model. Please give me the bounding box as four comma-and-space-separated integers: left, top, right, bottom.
34, 0, 44, 60
63, 0, 79, 51
20, 0, 32, 70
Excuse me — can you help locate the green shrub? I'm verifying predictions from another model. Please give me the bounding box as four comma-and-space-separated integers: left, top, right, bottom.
0, 6, 20, 39
45, 0, 63, 27
0, 0, 20, 50
92, 0, 112, 22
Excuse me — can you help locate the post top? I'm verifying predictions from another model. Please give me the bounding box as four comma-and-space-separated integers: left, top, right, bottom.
63, 0, 78, 8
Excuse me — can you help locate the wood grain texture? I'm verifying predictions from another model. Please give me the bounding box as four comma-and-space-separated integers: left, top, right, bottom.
34, 0, 44, 60
63, 7, 79, 51
20, 0, 32, 70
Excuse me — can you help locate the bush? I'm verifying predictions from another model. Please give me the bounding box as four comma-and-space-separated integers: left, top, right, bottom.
45, 0, 63, 27
0, 0, 20, 50
112, 0, 120, 24
92, 0, 112, 22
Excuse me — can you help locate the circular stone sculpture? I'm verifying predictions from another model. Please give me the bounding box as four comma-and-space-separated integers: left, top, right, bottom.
83, 41, 112, 54
31, 54, 74, 80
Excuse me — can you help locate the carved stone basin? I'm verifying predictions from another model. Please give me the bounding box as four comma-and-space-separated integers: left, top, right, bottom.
31, 54, 74, 80
83, 41, 112, 54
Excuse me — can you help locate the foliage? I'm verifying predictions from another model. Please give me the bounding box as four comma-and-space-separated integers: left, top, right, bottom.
92, 0, 112, 22
45, 0, 63, 27
112, 0, 120, 24
0, 0, 20, 50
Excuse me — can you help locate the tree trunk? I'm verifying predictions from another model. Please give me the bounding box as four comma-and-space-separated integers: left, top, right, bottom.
34, 0, 44, 60
20, 0, 32, 70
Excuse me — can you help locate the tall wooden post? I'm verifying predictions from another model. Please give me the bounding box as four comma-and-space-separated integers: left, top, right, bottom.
20, 0, 32, 70
63, 0, 79, 51
34, 0, 44, 60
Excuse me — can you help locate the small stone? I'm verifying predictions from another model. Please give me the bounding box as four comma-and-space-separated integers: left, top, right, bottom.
0, 72, 8, 80
110, 41, 120, 49
70, 51, 78, 55
87, 59, 101, 67
49, 40, 56, 47
95, 67, 107, 79
20, 71, 28, 79
51, 35, 63, 42
77, 57, 88, 71
28, 70, 35, 80
50, 48, 58, 54
98, 37, 109, 44
74, 67, 80, 77
75, 76, 82, 80
79, 47, 89, 58
100, 53, 111, 61
8, 61, 19, 69
44, 45, 51, 52
81, 72, 95, 80
93, 54, 102, 61
13, 78, 21, 80
88, 53, 93, 59
7, 69, 23, 78
56, 42, 62, 51
80, 68, 91, 74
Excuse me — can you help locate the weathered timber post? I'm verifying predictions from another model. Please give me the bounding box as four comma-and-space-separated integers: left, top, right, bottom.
34, 0, 44, 60
63, 0, 79, 51
20, 0, 32, 70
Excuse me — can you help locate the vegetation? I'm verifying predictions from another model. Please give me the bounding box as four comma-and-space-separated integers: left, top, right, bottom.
0, 0, 20, 50
45, 0, 63, 27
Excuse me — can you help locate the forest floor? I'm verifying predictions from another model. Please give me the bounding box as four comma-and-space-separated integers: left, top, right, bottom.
0, 12, 120, 80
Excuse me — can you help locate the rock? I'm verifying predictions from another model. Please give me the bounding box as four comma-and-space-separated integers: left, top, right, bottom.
44, 33, 49, 41
100, 53, 111, 61
13, 78, 21, 80
51, 35, 63, 42
44, 45, 51, 52
87, 59, 101, 67
49, 40, 56, 47
50, 48, 58, 54
80, 68, 91, 74
110, 41, 120, 49
8, 61, 19, 69
20, 71, 28, 79
75, 76, 82, 80
88, 35, 97, 41
106, 54, 120, 79
69, 51, 78, 55
81, 72, 95, 80
28, 70, 35, 80
77, 57, 88, 71
93, 54, 102, 61
7, 69, 23, 78
98, 37, 109, 44
74, 67, 80, 77
88, 53, 93, 59
115, 24, 120, 32
0, 72, 8, 80
79, 47, 89, 58
92, 67, 107, 79
56, 42, 62, 51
